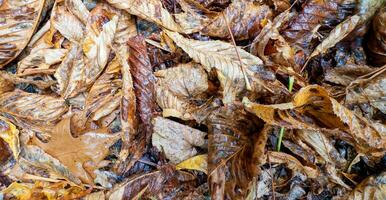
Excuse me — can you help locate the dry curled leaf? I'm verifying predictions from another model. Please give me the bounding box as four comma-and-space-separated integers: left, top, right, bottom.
0, 0, 48, 68
31, 117, 120, 184
0, 90, 68, 123
243, 85, 386, 159
155, 62, 209, 120
202, 1, 272, 40
152, 117, 207, 164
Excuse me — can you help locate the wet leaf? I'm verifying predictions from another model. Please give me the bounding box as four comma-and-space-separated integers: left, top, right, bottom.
201, 1, 272, 40
346, 65, 386, 114
205, 105, 267, 200
155, 62, 209, 120
0, 0, 47, 68
52, 1, 85, 43
367, 5, 386, 66
0, 90, 68, 122
176, 154, 208, 174
108, 165, 196, 200
0, 117, 20, 160
152, 117, 207, 164
165, 30, 286, 103
346, 172, 386, 200
107, 0, 183, 32
31, 117, 120, 184
244, 85, 386, 158
17, 48, 68, 76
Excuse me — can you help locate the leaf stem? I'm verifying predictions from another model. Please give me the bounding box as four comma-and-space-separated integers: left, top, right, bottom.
277, 76, 294, 151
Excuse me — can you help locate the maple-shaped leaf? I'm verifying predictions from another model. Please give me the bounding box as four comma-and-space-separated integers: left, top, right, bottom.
31, 117, 120, 184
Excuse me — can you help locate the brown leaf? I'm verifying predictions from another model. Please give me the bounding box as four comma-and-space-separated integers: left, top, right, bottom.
155, 62, 209, 120
152, 117, 207, 164
31, 117, 120, 184
74, 56, 122, 131
281, 0, 355, 66
205, 105, 267, 200
107, 0, 183, 32
0, 74, 14, 93
82, 7, 118, 85
367, 5, 386, 66
201, 1, 272, 40
268, 151, 319, 179
17, 48, 68, 76
324, 64, 375, 86
54, 44, 86, 98
108, 165, 196, 200
345, 172, 386, 200
165, 30, 286, 103
243, 85, 386, 158
0, 0, 47, 68
0, 90, 68, 123
52, 1, 85, 43
118, 35, 157, 173
345, 65, 386, 114
0, 71, 54, 90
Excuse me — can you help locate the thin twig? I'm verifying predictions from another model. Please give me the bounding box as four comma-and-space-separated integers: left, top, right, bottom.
222, 13, 252, 90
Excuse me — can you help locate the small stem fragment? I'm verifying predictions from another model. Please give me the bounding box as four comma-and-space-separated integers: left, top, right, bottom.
222, 13, 252, 90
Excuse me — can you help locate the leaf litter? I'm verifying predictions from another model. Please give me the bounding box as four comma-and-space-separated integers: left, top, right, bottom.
0, 0, 385, 199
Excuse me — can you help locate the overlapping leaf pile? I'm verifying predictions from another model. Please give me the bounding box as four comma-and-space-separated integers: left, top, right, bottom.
0, 0, 385, 199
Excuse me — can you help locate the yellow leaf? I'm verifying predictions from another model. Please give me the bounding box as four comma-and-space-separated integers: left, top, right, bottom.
176, 154, 208, 174
0, 117, 20, 160
2, 182, 32, 200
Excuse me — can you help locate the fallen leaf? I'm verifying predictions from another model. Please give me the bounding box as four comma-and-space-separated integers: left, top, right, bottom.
205, 105, 266, 200
176, 154, 208, 174
165, 30, 286, 103
108, 165, 195, 200
17, 48, 68, 76
345, 172, 386, 200
201, 1, 272, 40
367, 5, 386, 66
268, 151, 319, 179
152, 117, 207, 164
54, 44, 86, 98
0, 0, 47, 68
52, 1, 85, 43
0, 90, 68, 122
155, 62, 209, 120
0, 117, 20, 160
0, 74, 14, 93
243, 85, 386, 159
345, 65, 386, 114
31, 117, 120, 184
107, 0, 183, 32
